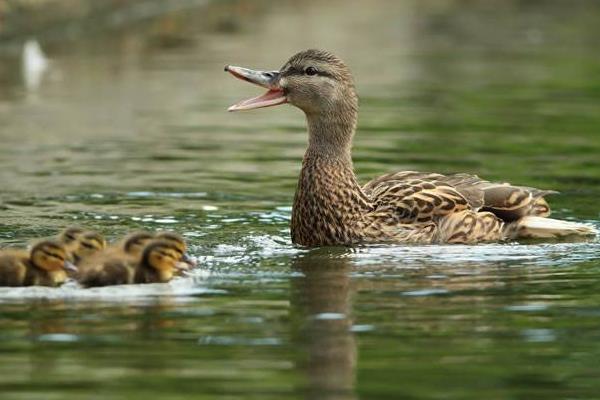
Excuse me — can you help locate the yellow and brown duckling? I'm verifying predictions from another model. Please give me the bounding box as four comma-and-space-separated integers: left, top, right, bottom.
58, 226, 86, 251
0, 240, 77, 287
225, 49, 596, 245
78, 239, 186, 287
121, 231, 156, 258
116, 231, 194, 270
75, 231, 154, 279
57, 226, 106, 265
134, 239, 186, 284
155, 231, 196, 270
77, 231, 195, 284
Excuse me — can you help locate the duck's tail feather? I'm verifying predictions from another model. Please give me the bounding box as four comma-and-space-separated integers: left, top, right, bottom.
505, 216, 597, 239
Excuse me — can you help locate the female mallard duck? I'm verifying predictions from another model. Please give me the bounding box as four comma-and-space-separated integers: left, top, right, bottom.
78, 239, 185, 287
225, 49, 596, 246
0, 240, 77, 287
57, 227, 106, 264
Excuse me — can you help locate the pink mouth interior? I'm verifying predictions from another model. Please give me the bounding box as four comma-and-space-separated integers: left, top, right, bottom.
228, 88, 287, 111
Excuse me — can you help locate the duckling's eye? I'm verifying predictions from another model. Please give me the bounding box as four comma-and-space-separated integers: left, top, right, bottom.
81, 242, 97, 250
43, 251, 64, 262
304, 67, 318, 76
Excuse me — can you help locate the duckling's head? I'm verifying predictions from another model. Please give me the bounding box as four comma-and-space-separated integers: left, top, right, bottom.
225, 49, 357, 117
122, 231, 155, 256
58, 226, 86, 244
140, 240, 182, 277
71, 231, 106, 262
155, 231, 196, 268
30, 240, 77, 273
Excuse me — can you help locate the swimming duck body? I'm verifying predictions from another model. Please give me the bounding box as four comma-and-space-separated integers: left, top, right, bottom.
225, 49, 596, 246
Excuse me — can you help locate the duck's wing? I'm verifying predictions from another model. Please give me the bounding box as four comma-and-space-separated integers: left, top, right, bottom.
441, 173, 556, 221
363, 171, 556, 224
363, 172, 472, 225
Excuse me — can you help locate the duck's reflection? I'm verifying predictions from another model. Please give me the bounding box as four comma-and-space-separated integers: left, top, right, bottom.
290, 248, 357, 400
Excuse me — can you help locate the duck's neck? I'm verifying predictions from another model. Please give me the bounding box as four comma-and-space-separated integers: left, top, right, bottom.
291, 109, 372, 246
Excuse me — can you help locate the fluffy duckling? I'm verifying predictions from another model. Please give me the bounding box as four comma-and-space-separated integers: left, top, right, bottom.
121, 231, 155, 258
58, 226, 85, 257
79, 239, 185, 287
73, 231, 107, 263
134, 240, 185, 284
57, 227, 107, 265
155, 231, 196, 270
0, 240, 77, 287
76, 231, 154, 281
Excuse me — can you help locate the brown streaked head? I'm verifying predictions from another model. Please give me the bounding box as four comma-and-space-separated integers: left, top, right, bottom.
58, 226, 86, 244
30, 240, 77, 272
140, 240, 182, 273
71, 231, 106, 262
155, 231, 196, 267
225, 49, 357, 116
122, 231, 155, 256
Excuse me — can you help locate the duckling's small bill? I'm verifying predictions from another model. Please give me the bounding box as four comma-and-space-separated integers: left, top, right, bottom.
225, 65, 287, 111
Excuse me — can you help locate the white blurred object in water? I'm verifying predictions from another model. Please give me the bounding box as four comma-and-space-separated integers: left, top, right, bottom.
22, 39, 49, 91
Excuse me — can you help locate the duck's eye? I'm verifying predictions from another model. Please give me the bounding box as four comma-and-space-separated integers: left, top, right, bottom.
304, 67, 318, 76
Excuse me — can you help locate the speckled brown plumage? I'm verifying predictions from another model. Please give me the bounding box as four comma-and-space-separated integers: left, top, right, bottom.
227, 49, 596, 246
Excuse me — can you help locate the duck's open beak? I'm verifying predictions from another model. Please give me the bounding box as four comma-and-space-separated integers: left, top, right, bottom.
225, 65, 286, 111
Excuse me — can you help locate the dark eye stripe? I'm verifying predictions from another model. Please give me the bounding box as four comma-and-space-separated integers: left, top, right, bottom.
282, 67, 333, 79
44, 251, 64, 260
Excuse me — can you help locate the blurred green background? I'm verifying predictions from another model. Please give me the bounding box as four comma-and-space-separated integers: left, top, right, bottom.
0, 1, 600, 399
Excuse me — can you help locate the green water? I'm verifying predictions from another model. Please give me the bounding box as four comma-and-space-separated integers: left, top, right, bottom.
1, 0, 600, 399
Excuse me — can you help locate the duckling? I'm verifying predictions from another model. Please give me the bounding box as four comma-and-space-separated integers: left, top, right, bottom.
77, 253, 135, 288
78, 239, 183, 287
57, 227, 107, 264
57, 226, 86, 258
72, 231, 107, 264
225, 49, 596, 245
121, 231, 155, 258
155, 231, 196, 270
76, 231, 154, 282
134, 240, 184, 284
0, 240, 76, 287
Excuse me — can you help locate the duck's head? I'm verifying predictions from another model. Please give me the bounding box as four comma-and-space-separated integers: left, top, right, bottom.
155, 231, 196, 269
122, 231, 155, 256
58, 226, 86, 245
30, 240, 77, 273
58, 227, 106, 263
71, 231, 106, 263
140, 240, 182, 279
225, 49, 357, 117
